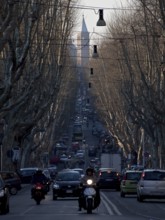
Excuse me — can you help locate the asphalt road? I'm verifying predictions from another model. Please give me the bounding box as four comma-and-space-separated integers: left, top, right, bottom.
1, 184, 165, 220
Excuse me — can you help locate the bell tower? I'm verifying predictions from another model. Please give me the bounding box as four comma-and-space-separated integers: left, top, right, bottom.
77, 16, 89, 68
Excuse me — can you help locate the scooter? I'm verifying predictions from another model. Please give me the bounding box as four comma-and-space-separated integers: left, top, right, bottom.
81, 179, 100, 214
32, 182, 45, 205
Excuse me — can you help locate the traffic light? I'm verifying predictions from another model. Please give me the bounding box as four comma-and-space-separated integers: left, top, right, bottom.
90, 68, 93, 75
92, 45, 98, 58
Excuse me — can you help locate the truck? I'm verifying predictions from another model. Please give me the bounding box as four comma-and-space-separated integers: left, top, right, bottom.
100, 153, 122, 172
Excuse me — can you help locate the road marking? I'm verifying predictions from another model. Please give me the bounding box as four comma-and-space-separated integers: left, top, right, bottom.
101, 197, 114, 215
101, 192, 122, 216
19, 206, 34, 216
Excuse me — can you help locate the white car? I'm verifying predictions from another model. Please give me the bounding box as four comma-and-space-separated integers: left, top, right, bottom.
137, 169, 165, 202
60, 154, 70, 162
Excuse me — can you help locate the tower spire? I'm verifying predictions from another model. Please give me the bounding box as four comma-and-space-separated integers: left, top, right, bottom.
82, 15, 88, 33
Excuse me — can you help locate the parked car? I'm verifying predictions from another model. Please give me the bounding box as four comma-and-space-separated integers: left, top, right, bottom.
97, 168, 121, 191
120, 170, 142, 197
18, 167, 39, 184
0, 171, 22, 195
137, 169, 165, 202
0, 174, 10, 215
52, 169, 81, 200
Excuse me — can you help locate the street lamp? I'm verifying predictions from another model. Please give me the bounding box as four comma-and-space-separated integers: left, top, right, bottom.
92, 45, 99, 58
96, 9, 106, 26
90, 68, 94, 75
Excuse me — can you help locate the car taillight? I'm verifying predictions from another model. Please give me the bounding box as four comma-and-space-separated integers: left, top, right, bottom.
36, 186, 42, 189
141, 172, 145, 179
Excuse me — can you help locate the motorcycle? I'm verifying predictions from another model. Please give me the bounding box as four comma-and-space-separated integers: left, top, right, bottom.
81, 178, 100, 214
32, 182, 45, 205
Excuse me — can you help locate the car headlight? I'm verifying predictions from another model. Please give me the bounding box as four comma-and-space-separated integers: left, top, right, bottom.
87, 179, 93, 185
53, 184, 60, 189
0, 189, 5, 197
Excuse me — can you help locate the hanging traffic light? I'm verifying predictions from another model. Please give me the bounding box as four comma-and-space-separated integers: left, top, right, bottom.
92, 45, 99, 58
97, 9, 106, 26
90, 68, 93, 75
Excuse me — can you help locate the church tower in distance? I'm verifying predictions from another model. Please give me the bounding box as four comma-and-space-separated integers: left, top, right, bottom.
77, 16, 89, 68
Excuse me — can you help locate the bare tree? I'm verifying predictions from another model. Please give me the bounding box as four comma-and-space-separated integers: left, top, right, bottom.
90, 0, 165, 168
0, 0, 78, 169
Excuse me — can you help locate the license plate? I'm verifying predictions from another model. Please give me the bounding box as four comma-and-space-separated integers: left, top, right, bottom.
66, 190, 73, 193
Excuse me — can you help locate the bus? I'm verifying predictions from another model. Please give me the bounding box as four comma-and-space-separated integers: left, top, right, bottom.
72, 124, 84, 142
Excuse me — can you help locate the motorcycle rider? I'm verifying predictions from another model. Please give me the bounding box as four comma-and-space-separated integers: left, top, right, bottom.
31, 169, 47, 199
78, 167, 100, 211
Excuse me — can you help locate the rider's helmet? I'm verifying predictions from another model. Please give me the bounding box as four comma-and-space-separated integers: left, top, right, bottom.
86, 167, 94, 176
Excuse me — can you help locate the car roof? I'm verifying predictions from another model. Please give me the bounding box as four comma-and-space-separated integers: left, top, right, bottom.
58, 169, 80, 174
142, 169, 165, 172
20, 167, 39, 170
99, 168, 117, 172
72, 168, 83, 170
124, 170, 142, 173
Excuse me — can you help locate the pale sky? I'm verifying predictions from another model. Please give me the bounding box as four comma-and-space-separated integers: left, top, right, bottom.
75, 0, 130, 34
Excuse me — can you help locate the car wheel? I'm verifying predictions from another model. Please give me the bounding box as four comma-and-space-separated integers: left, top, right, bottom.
120, 191, 125, 197
9, 187, 18, 195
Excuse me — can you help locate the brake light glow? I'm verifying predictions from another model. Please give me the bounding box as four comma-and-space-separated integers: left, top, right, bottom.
142, 172, 145, 179
36, 186, 42, 189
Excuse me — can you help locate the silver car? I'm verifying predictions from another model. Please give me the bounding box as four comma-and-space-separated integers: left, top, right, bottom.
137, 169, 165, 202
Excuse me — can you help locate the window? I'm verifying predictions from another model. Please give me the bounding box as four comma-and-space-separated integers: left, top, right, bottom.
143, 171, 165, 181
126, 172, 141, 180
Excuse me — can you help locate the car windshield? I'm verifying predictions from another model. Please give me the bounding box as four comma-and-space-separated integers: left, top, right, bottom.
56, 172, 80, 181
20, 169, 37, 176
126, 172, 142, 180
73, 169, 84, 175
143, 171, 165, 180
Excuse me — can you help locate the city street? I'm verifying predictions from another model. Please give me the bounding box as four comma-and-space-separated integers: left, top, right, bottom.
1, 184, 165, 220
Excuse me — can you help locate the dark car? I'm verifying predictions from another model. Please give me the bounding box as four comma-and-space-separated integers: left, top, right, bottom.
0, 171, 22, 195
52, 169, 81, 200
97, 168, 121, 191
18, 167, 39, 184
0, 174, 10, 215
